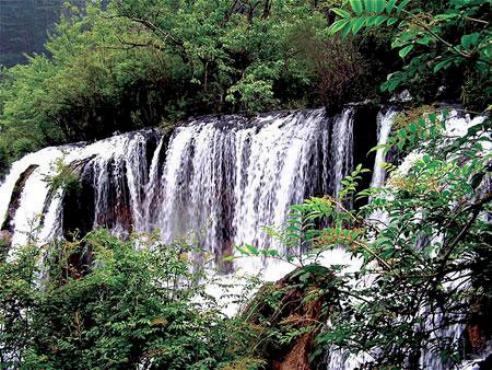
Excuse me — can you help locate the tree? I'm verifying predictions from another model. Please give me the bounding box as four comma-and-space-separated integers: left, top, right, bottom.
0, 0, 385, 173
328, 0, 491, 111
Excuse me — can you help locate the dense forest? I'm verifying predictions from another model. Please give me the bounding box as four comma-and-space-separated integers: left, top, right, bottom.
0, 0, 491, 369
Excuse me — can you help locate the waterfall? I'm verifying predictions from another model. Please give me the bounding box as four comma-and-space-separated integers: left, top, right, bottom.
136, 109, 354, 272
330, 109, 354, 197
0, 106, 487, 369
366, 108, 398, 225
0, 108, 355, 271
0, 147, 64, 248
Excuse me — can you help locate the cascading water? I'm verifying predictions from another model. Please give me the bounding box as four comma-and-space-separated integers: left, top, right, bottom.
0, 108, 355, 273
366, 107, 398, 225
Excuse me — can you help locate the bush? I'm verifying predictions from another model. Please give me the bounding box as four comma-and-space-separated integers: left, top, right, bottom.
44, 158, 81, 194
0, 230, 262, 369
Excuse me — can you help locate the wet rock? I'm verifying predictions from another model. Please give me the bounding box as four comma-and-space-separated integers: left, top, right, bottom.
1, 164, 39, 233
62, 161, 96, 240
0, 230, 12, 259
465, 294, 492, 357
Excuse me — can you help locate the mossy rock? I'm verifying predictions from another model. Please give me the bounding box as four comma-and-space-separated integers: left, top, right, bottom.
241, 264, 339, 370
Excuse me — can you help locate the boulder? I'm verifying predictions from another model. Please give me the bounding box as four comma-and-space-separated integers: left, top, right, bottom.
242, 264, 339, 370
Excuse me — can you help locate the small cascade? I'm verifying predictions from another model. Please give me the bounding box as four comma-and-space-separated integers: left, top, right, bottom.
0, 147, 64, 248
370, 108, 398, 189
330, 109, 354, 197
366, 107, 398, 225
0, 131, 161, 251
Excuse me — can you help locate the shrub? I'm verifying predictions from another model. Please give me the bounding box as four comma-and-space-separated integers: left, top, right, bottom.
0, 230, 261, 369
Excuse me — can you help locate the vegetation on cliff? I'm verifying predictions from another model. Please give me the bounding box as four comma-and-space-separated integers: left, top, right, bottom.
0, 0, 417, 173
0, 0, 367, 171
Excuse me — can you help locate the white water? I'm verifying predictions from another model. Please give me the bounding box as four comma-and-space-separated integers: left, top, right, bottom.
0, 109, 354, 270
370, 108, 397, 190
367, 108, 398, 225
142, 109, 354, 272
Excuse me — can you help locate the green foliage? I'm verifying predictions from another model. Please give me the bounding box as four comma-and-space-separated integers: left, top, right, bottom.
328, 0, 492, 108
45, 158, 80, 193
269, 111, 492, 367
0, 230, 262, 369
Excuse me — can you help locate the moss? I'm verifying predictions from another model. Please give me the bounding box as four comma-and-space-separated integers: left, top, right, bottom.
393, 105, 437, 130
219, 357, 267, 370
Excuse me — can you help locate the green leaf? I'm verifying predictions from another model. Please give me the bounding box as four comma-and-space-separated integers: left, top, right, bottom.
434, 13, 459, 21
352, 18, 367, 34
399, 44, 414, 58
341, 21, 354, 37
416, 35, 433, 46
428, 112, 437, 124
366, 15, 387, 26
245, 244, 259, 255
374, 14, 389, 25
332, 8, 351, 18
350, 0, 364, 15
328, 19, 350, 34
433, 58, 455, 73
364, 0, 374, 12
374, 0, 387, 13
386, 0, 397, 13
396, 0, 411, 14
222, 255, 236, 262
461, 32, 480, 49
398, 128, 407, 138
386, 17, 399, 25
